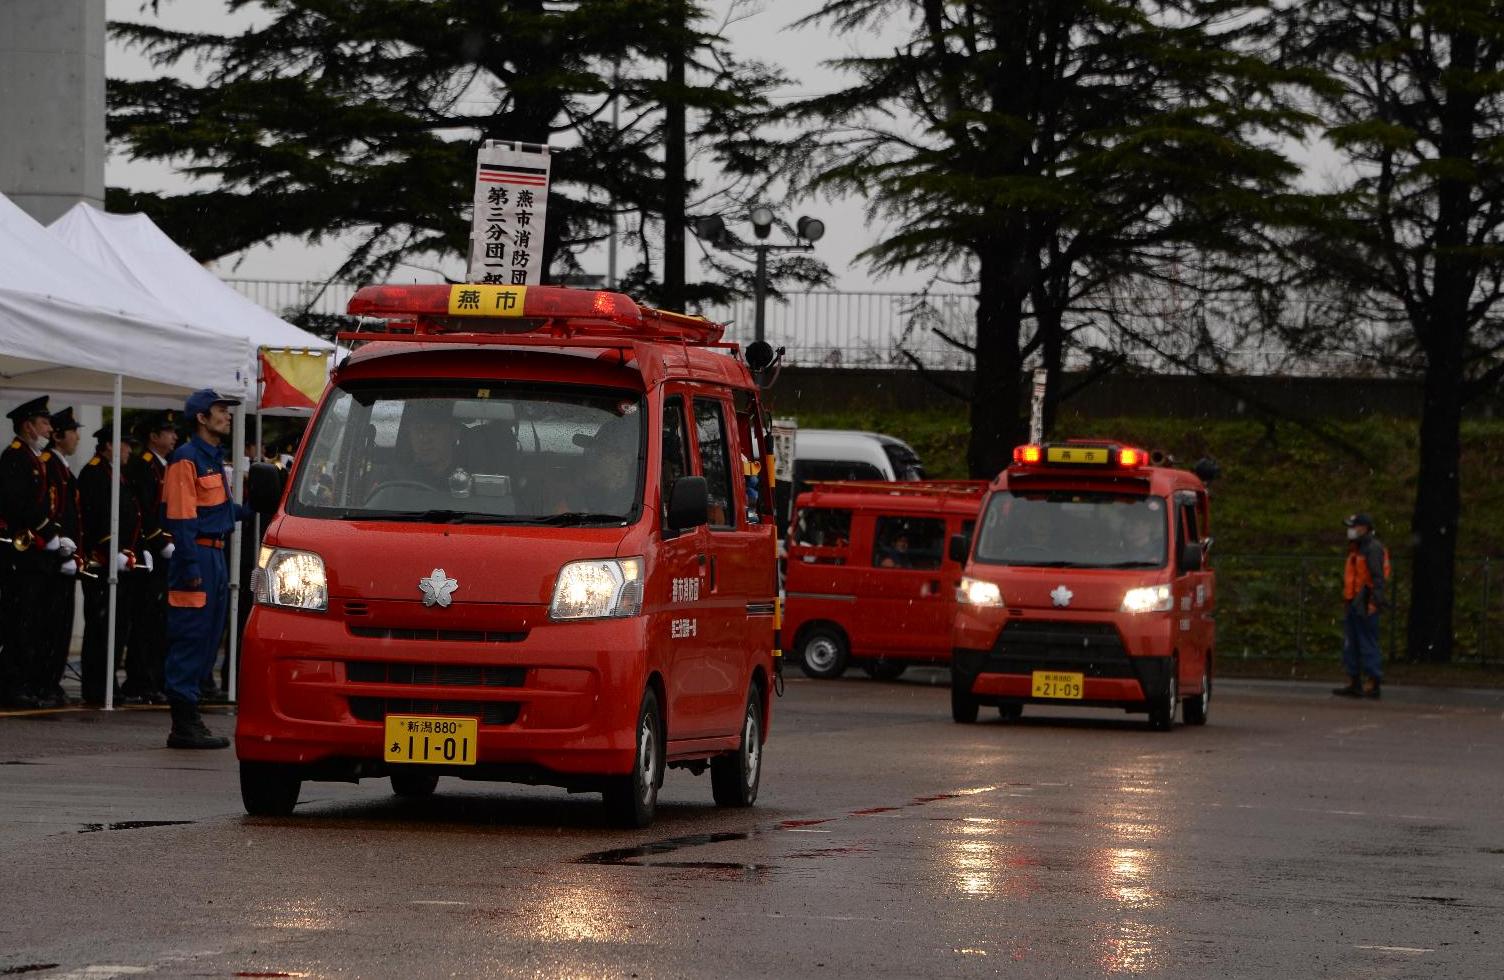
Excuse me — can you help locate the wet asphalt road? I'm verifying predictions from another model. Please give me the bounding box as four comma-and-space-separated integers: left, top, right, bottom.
1, 674, 1502, 979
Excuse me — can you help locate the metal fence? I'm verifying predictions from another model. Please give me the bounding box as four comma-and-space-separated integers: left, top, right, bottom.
1216, 554, 1504, 665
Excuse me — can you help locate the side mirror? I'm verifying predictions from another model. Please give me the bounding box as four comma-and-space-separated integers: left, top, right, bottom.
247, 462, 283, 515
1179, 541, 1204, 573
949, 532, 971, 564
666, 476, 709, 533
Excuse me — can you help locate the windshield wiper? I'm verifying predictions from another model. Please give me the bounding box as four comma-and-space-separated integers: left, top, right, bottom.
1094, 560, 1162, 568
528, 511, 628, 526
1010, 560, 1089, 568
335, 509, 526, 525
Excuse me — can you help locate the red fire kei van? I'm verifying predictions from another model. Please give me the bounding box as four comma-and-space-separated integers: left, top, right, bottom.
783, 481, 986, 680
236, 284, 778, 827
950, 442, 1215, 730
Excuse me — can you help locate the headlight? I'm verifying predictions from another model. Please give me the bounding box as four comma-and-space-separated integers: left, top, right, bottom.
1121, 584, 1173, 614
253, 547, 328, 611
550, 557, 643, 620
957, 576, 1003, 607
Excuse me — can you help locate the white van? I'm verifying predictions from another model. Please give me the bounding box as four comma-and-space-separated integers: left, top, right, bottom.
774, 428, 925, 532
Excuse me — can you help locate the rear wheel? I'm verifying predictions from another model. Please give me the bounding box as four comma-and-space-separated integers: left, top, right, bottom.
1149, 655, 1179, 731
603, 688, 663, 828
390, 770, 440, 798
1182, 659, 1211, 726
240, 761, 302, 817
864, 661, 907, 682
951, 672, 979, 724
799, 627, 849, 679
711, 683, 763, 807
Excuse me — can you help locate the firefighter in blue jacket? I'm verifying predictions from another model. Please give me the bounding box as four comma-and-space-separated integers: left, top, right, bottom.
162, 389, 249, 748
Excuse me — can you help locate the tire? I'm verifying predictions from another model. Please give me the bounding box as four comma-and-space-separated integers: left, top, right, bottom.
997, 704, 1023, 722
799, 626, 849, 679
1182, 659, 1211, 726
603, 687, 663, 828
711, 683, 764, 807
240, 761, 302, 817
390, 770, 440, 798
1149, 654, 1179, 731
863, 661, 907, 682
951, 673, 979, 724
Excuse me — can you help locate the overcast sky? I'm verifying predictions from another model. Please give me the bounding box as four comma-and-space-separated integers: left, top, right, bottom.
105, 1, 1339, 294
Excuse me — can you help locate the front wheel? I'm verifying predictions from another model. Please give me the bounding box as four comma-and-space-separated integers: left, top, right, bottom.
1149, 655, 1179, 732
799, 627, 849, 679
951, 672, 979, 724
1182, 659, 1211, 726
711, 684, 764, 807
603, 687, 663, 828
240, 761, 302, 817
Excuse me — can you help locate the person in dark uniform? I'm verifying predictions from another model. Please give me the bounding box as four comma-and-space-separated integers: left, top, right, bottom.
1, 397, 67, 709
40, 407, 84, 708
78, 426, 147, 706
122, 411, 177, 704
162, 389, 249, 748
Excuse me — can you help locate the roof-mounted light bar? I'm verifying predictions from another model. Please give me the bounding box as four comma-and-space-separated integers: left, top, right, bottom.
1011, 442, 1149, 469
345, 283, 724, 345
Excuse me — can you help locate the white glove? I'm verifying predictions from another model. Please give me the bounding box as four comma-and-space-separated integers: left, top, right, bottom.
117, 552, 134, 571
161, 541, 175, 560
45, 535, 60, 552
59, 558, 78, 577
57, 536, 77, 558
141, 549, 154, 572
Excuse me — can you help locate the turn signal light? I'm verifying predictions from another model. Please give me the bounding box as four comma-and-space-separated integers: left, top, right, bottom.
1118, 447, 1143, 467
1013, 444, 1043, 464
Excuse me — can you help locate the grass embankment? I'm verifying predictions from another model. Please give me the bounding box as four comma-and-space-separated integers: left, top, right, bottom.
791, 406, 1504, 684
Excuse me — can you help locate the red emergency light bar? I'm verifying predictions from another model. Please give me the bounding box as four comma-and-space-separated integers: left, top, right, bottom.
344, 283, 726, 345
1012, 442, 1148, 468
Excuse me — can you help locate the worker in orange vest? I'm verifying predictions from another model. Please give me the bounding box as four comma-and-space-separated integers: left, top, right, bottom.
1334, 513, 1389, 699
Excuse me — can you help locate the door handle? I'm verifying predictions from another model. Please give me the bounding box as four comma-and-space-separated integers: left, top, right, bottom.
927, 579, 941, 596
709, 555, 718, 592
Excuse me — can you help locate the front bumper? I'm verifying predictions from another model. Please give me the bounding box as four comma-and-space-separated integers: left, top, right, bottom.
234, 603, 648, 782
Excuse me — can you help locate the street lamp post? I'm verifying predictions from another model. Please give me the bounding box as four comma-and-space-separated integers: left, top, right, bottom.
693, 208, 826, 345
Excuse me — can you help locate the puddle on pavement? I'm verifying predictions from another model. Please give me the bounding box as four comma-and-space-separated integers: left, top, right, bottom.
77, 820, 195, 834
576, 831, 757, 866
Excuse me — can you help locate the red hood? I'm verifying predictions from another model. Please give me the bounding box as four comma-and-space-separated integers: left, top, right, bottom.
981, 567, 1167, 613
266, 515, 634, 605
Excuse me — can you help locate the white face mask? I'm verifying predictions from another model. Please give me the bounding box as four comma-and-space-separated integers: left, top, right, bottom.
28, 434, 49, 453
1346, 527, 1360, 541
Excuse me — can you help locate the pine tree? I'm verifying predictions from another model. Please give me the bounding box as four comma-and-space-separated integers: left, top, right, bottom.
107, 0, 783, 297
782, 0, 1308, 476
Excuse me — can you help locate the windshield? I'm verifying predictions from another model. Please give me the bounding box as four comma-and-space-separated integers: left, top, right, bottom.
974, 491, 1167, 568
289, 381, 645, 525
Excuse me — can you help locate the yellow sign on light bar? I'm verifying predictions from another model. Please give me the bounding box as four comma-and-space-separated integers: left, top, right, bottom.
1046, 446, 1109, 465
447, 284, 529, 317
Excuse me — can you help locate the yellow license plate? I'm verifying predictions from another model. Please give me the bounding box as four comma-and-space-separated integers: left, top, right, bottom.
1046, 446, 1108, 465
1032, 671, 1085, 699
383, 715, 478, 766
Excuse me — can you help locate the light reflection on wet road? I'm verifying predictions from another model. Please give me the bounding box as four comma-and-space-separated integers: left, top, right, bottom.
1, 675, 1501, 978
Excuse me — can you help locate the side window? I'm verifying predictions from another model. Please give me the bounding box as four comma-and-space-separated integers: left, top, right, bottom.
732, 390, 769, 523
662, 396, 690, 494
693, 398, 735, 529
872, 516, 945, 571
1176, 496, 1199, 570
794, 507, 852, 548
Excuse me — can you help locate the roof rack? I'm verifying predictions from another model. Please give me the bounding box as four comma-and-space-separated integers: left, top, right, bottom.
338, 283, 727, 348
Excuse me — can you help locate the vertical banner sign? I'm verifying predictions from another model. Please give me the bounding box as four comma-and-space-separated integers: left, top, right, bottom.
1028, 367, 1047, 444
467, 140, 553, 285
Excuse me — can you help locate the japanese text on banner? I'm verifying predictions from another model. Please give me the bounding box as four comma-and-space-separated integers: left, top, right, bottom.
467, 141, 552, 286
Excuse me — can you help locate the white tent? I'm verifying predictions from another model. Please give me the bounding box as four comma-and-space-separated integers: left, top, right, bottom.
48, 204, 334, 409
1, 191, 254, 711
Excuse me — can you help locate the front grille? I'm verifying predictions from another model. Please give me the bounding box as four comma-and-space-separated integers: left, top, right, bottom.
346, 661, 526, 688
349, 626, 528, 643
991, 620, 1132, 676
348, 697, 520, 726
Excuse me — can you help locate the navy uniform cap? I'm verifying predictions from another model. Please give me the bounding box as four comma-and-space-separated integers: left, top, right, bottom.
93, 424, 138, 444
50, 406, 80, 432
1344, 513, 1374, 529
6, 395, 50, 424
184, 388, 241, 418
136, 409, 177, 436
